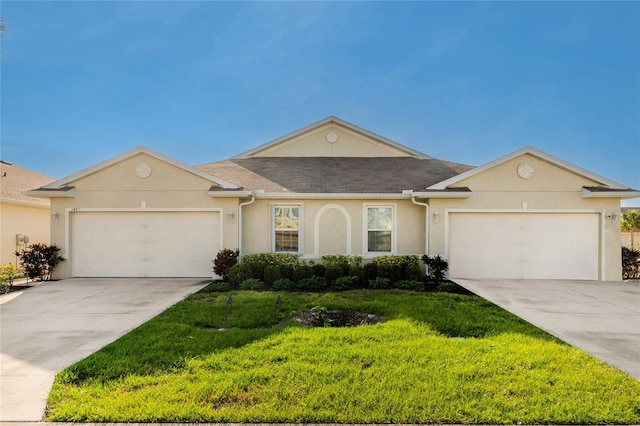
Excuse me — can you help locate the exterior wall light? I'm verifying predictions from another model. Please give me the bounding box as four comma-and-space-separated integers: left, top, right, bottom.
433, 212, 440, 224
53, 212, 60, 223
228, 212, 235, 223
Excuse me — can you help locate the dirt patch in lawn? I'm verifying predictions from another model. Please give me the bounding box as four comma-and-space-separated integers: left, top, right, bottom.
296, 309, 387, 328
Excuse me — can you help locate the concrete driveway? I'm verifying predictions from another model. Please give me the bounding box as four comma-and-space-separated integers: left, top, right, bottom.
0, 278, 209, 422
453, 279, 640, 380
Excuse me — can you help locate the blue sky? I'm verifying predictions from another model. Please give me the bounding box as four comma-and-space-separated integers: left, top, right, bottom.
2, 1, 639, 205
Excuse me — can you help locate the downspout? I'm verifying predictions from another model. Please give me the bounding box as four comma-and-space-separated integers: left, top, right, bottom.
411, 193, 430, 255
238, 193, 256, 259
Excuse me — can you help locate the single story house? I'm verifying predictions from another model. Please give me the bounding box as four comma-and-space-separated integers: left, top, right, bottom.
1, 161, 55, 266
26, 117, 640, 281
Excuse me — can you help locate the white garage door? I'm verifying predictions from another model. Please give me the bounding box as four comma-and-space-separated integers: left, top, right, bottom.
448, 213, 599, 280
72, 211, 220, 277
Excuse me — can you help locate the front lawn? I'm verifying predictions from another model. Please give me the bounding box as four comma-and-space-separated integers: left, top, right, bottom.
47, 289, 640, 423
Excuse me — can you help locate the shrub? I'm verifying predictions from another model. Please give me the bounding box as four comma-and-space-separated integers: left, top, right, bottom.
297, 276, 327, 291
396, 280, 424, 292
422, 254, 449, 282
264, 265, 282, 288
294, 264, 314, 282
324, 264, 346, 283
243, 253, 300, 268
364, 262, 377, 281
348, 265, 366, 286
15, 243, 63, 281
622, 247, 640, 280
241, 253, 301, 282
280, 265, 296, 281
228, 263, 252, 287
311, 264, 326, 278
0, 281, 8, 294
272, 278, 296, 291
239, 278, 264, 290
370, 255, 422, 283
321, 254, 362, 268
369, 277, 392, 289
213, 248, 239, 281
404, 262, 423, 281
0, 263, 20, 289
331, 276, 360, 291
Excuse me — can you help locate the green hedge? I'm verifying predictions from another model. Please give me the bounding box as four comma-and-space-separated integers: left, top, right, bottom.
226, 254, 426, 292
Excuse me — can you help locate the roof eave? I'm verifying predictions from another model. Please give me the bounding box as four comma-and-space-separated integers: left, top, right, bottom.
208, 190, 255, 198
22, 188, 76, 198
412, 190, 473, 199
252, 191, 415, 200
582, 188, 640, 199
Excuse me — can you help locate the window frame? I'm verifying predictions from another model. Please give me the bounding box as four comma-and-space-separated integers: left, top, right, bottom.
270, 203, 303, 254
363, 204, 396, 256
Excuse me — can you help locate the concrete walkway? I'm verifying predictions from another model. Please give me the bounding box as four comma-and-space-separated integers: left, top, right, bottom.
0, 278, 209, 422
453, 279, 640, 380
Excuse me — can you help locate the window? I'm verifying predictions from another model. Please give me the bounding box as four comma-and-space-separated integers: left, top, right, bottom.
367, 206, 393, 253
272, 205, 301, 252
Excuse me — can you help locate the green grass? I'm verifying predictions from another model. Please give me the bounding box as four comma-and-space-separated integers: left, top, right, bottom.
47, 289, 640, 423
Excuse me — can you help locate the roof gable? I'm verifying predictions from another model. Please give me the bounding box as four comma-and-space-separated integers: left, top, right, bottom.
428, 146, 630, 190
233, 116, 431, 159
41, 146, 239, 190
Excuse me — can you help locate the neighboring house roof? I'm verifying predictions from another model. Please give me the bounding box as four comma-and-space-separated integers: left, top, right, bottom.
233, 116, 432, 160
0, 160, 54, 208
197, 157, 474, 194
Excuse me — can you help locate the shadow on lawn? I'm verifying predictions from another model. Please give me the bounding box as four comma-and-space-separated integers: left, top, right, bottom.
58, 288, 559, 385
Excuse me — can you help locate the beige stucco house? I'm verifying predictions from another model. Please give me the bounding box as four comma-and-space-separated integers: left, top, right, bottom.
27, 117, 640, 280
1, 161, 55, 266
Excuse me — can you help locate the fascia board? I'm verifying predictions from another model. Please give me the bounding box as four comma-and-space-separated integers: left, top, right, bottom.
253, 192, 414, 200
233, 116, 432, 160
22, 188, 76, 198
582, 188, 640, 199
42, 146, 239, 190
208, 190, 254, 198
428, 146, 627, 190
411, 191, 472, 199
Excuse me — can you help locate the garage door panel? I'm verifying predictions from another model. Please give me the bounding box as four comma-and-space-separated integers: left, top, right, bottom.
72, 211, 220, 278
449, 213, 599, 280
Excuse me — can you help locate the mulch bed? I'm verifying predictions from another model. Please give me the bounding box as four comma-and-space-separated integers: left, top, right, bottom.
296, 309, 387, 328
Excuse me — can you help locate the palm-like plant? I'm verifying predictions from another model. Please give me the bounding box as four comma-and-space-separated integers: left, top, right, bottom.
621, 210, 640, 249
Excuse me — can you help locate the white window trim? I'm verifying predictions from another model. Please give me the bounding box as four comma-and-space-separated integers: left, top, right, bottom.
363, 204, 397, 257
270, 203, 304, 254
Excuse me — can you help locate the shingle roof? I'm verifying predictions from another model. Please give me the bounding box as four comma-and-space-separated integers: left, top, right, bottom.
0, 161, 55, 207
197, 157, 473, 193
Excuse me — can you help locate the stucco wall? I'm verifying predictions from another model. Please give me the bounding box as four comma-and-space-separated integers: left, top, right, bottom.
252, 124, 411, 158
427, 154, 623, 280
0, 203, 51, 266
49, 153, 240, 278
241, 199, 425, 258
